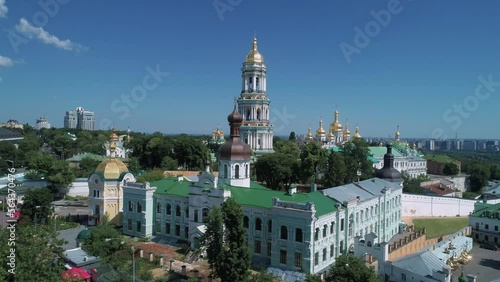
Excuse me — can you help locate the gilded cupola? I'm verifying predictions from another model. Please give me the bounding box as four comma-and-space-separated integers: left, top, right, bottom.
353, 127, 361, 139
330, 110, 343, 132
94, 128, 129, 180
245, 37, 264, 63
316, 120, 326, 136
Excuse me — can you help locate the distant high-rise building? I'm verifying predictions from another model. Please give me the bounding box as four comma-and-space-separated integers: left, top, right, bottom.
35, 116, 51, 130
462, 140, 477, 151
64, 107, 95, 130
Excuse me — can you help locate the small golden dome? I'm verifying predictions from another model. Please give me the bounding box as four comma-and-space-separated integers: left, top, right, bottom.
245, 37, 264, 63
110, 129, 119, 142
316, 120, 326, 136
353, 127, 361, 139
395, 125, 400, 139
94, 158, 129, 180
212, 126, 224, 138
327, 130, 335, 140
330, 110, 343, 131
343, 123, 351, 136
109, 142, 117, 151
306, 127, 313, 140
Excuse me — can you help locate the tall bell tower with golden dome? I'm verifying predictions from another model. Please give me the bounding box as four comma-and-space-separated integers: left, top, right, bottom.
237, 37, 274, 157
88, 129, 136, 226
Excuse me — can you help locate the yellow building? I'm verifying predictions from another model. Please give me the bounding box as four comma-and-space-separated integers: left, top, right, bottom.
88, 129, 136, 226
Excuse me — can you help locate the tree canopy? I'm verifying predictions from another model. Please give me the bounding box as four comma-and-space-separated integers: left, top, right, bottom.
325, 254, 379, 282
204, 198, 250, 282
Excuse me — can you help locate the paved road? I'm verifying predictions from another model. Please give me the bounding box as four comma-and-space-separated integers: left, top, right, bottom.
452, 243, 500, 282
57, 224, 87, 250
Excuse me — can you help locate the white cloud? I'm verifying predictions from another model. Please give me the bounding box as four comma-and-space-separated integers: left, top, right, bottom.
15, 18, 88, 52
0, 55, 13, 67
0, 0, 7, 18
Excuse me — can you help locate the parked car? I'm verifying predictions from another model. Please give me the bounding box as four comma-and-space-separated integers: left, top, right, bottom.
480, 243, 499, 251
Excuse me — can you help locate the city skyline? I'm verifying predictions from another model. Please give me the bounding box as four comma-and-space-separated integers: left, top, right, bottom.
0, 1, 499, 139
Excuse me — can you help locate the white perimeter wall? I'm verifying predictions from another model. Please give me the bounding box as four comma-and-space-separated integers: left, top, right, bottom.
402, 194, 476, 217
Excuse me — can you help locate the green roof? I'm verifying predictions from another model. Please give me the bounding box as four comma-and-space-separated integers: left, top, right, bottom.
76, 228, 92, 242
422, 154, 455, 163
368, 146, 403, 158
151, 178, 190, 197
152, 177, 337, 217
470, 202, 500, 218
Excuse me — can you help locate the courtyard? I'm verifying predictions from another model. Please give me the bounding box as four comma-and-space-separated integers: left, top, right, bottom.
451, 242, 500, 282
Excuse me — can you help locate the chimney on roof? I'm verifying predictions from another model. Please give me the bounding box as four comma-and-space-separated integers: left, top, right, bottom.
289, 184, 297, 195
312, 183, 317, 192
177, 174, 183, 182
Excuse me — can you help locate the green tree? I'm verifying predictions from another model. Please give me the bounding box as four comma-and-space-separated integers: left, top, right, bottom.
322, 151, 347, 187
306, 273, 323, 282
136, 171, 164, 183
468, 164, 490, 192
341, 139, 374, 183
0, 224, 66, 281
77, 157, 101, 178
243, 270, 280, 282
83, 223, 123, 262
274, 140, 300, 157
204, 206, 224, 278
490, 164, 500, 180
300, 142, 327, 183
204, 198, 250, 282
325, 254, 379, 282
127, 157, 141, 174
443, 162, 459, 176
20, 188, 54, 223
161, 156, 178, 170
255, 153, 300, 190
27, 154, 76, 191
288, 131, 296, 141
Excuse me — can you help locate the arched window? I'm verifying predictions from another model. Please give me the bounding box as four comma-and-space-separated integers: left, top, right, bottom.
202, 208, 209, 223
330, 222, 335, 234
268, 220, 272, 233
255, 218, 262, 231
156, 203, 161, 213
176, 205, 181, 217
295, 228, 303, 242
194, 210, 199, 222
323, 225, 328, 237
367, 241, 372, 247
243, 216, 249, 228
246, 108, 251, 120
166, 204, 171, 215
235, 164, 240, 179
224, 164, 228, 178
280, 226, 288, 240
256, 77, 260, 91
256, 108, 261, 120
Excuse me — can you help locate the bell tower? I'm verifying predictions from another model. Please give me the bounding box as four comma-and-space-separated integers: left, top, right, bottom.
237, 37, 274, 157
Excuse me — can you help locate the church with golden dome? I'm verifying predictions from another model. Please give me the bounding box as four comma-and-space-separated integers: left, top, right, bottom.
305, 109, 361, 147
237, 37, 274, 156
88, 129, 136, 226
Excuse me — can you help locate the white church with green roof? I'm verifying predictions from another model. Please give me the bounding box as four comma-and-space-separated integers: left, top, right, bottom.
120, 104, 404, 277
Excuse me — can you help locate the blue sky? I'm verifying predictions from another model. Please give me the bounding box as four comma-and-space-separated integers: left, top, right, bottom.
0, 0, 499, 139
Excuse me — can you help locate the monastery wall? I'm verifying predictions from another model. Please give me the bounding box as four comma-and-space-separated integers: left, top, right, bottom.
402, 194, 476, 217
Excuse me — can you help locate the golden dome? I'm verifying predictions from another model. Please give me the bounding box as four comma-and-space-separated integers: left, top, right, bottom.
306, 127, 313, 140
316, 120, 326, 136
94, 158, 129, 180
343, 123, 351, 136
327, 130, 335, 140
330, 110, 343, 131
110, 129, 119, 142
353, 127, 361, 139
109, 142, 117, 151
212, 126, 224, 138
395, 125, 400, 139
245, 37, 264, 63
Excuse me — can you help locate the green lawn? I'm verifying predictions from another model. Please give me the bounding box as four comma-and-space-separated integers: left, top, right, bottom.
413, 217, 469, 238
